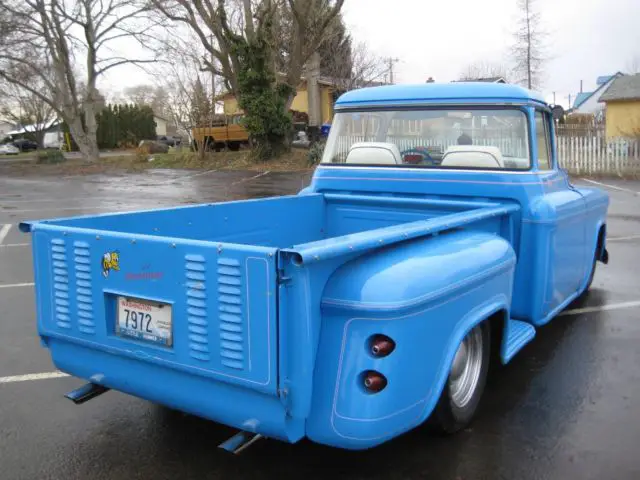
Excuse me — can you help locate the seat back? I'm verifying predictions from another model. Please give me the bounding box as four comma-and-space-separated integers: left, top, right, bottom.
441, 145, 504, 168
345, 142, 402, 165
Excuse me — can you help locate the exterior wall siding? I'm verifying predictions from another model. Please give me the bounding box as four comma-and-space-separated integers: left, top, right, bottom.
605, 101, 640, 138
222, 86, 335, 123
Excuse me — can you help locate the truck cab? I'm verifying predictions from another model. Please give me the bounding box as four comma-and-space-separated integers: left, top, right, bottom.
315, 83, 609, 325
22, 83, 609, 451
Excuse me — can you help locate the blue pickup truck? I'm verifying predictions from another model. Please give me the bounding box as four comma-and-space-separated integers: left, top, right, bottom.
21, 83, 609, 451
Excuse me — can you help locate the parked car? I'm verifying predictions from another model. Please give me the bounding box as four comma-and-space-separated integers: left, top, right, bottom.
156, 135, 182, 147
138, 139, 169, 154
11, 138, 39, 152
0, 143, 20, 155
20, 82, 609, 452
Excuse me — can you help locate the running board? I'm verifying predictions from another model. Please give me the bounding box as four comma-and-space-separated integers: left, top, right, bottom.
502, 319, 536, 363
64, 383, 110, 404
218, 431, 263, 454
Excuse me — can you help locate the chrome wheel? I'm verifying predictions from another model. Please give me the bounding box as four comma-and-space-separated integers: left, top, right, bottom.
449, 325, 484, 409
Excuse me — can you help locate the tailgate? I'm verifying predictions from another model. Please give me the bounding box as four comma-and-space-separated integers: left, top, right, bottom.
28, 223, 279, 395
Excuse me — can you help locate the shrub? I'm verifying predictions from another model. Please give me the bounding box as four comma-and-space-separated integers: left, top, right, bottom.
307, 140, 326, 165
36, 150, 66, 164
135, 143, 151, 163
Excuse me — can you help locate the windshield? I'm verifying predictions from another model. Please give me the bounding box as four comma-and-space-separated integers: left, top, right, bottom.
320, 108, 530, 170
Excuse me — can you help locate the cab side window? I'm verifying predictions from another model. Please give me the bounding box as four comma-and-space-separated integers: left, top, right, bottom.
535, 111, 552, 170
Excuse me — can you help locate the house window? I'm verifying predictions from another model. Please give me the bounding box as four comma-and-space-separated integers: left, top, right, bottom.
535, 111, 552, 170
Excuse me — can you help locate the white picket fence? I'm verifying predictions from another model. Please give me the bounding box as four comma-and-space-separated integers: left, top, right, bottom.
557, 136, 640, 177
333, 133, 640, 177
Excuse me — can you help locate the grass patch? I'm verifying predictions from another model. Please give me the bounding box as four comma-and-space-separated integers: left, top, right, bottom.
36, 150, 66, 164
139, 149, 313, 172
0, 148, 315, 177
0, 151, 37, 160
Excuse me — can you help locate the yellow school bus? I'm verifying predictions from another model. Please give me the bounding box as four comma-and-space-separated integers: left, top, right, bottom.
191, 114, 250, 151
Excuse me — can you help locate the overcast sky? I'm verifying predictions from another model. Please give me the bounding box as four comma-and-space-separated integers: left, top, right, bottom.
341, 0, 640, 107
102, 0, 640, 109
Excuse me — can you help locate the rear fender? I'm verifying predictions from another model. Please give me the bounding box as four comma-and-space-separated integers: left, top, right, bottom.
305, 230, 517, 449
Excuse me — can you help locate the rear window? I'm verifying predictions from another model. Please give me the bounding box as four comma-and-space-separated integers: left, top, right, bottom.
320, 108, 531, 170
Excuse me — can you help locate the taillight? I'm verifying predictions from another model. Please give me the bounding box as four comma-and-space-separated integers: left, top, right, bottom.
363, 370, 387, 393
369, 334, 395, 357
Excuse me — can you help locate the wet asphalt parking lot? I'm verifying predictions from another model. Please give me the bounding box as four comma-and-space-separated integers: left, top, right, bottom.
0, 169, 639, 480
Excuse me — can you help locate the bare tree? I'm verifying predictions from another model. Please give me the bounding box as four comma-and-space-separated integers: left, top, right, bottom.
626, 54, 640, 74
154, 35, 223, 157
124, 85, 159, 106
323, 41, 389, 92
0, 1, 158, 161
151, 0, 344, 155
123, 84, 169, 117
459, 61, 509, 82
0, 80, 57, 146
511, 0, 546, 90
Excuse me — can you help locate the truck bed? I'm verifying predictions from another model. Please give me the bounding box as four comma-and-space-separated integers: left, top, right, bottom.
20, 192, 518, 442
29, 193, 512, 248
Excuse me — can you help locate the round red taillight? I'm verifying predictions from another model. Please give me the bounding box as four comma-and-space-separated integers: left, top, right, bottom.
363, 370, 387, 393
369, 334, 396, 357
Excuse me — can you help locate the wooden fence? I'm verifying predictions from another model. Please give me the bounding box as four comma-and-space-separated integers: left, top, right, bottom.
557, 135, 640, 177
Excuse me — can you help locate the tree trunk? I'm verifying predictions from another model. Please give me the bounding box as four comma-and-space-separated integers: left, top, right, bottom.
197, 138, 207, 160
68, 116, 100, 162
34, 130, 46, 149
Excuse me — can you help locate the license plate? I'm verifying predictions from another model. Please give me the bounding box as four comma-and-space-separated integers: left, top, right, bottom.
116, 296, 172, 347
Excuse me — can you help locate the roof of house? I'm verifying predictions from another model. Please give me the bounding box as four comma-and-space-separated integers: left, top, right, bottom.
335, 82, 546, 108
599, 74, 640, 102
572, 72, 624, 109
597, 75, 616, 85
6, 119, 60, 136
573, 92, 593, 108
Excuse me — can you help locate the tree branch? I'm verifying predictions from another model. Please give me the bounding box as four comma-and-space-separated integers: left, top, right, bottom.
0, 71, 62, 117
95, 58, 161, 76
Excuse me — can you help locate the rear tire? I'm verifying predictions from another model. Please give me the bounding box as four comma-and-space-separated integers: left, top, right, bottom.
583, 248, 598, 293
432, 321, 491, 434
585, 260, 597, 291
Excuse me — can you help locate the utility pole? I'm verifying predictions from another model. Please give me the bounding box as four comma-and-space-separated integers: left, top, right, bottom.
210, 33, 215, 118
567, 94, 572, 108
385, 57, 400, 84
553, 91, 556, 105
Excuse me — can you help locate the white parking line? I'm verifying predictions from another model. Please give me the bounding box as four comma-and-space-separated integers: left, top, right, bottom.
229, 170, 271, 187
580, 178, 640, 195
0, 224, 11, 244
0, 282, 35, 289
607, 234, 640, 242
0, 372, 69, 384
160, 168, 218, 185
0, 243, 29, 248
560, 300, 640, 316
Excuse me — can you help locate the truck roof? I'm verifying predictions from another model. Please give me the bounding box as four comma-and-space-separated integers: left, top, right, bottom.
335, 82, 547, 109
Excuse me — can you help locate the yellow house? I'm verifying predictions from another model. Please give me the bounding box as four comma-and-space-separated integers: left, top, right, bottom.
218, 77, 337, 125
599, 73, 640, 138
